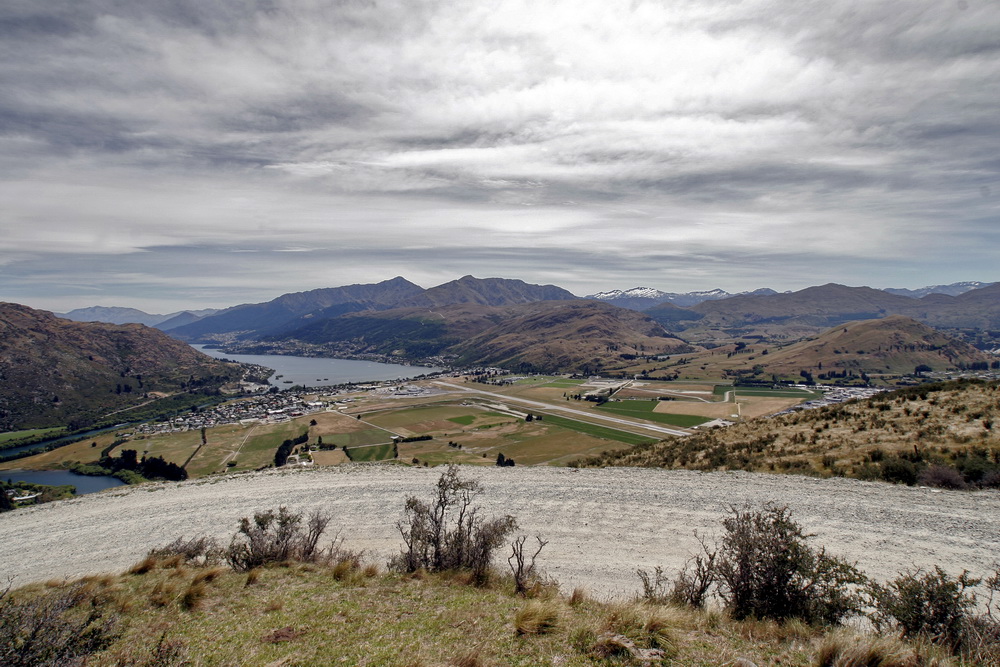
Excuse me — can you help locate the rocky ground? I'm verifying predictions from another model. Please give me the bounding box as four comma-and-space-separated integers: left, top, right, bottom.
2, 465, 997, 599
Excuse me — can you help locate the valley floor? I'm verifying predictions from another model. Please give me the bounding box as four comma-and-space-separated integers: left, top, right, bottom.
1, 465, 997, 599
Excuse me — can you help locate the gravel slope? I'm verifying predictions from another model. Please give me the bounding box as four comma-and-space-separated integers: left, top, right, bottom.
1, 466, 997, 598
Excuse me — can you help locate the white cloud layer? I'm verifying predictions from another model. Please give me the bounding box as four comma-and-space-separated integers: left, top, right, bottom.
0, 0, 998, 311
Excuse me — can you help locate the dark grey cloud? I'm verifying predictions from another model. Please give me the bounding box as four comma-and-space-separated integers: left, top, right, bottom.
1, 0, 998, 311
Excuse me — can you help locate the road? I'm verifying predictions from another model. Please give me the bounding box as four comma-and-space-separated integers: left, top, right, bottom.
3, 466, 997, 599
432, 381, 690, 437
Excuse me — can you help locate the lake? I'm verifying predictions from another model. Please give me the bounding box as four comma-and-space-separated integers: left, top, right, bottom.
3, 469, 126, 495
191, 345, 444, 387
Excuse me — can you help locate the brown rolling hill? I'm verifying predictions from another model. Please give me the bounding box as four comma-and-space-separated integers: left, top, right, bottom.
690, 283, 917, 327
277, 300, 692, 373
685, 282, 1000, 332
680, 315, 992, 381
0, 303, 241, 431
578, 378, 1000, 489
450, 300, 693, 373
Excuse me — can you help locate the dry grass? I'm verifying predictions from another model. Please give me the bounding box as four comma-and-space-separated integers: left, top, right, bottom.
6, 559, 997, 666
581, 379, 1000, 485
514, 599, 561, 635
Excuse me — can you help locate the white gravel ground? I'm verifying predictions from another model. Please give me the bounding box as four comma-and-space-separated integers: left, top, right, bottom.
1, 465, 998, 599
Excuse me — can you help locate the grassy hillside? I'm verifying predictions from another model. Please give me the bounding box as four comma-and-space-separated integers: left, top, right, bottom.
0, 303, 242, 431
5, 492, 997, 666
578, 379, 1000, 488
671, 316, 994, 383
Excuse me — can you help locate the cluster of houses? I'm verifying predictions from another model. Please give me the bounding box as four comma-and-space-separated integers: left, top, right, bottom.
771, 385, 888, 417
134, 392, 329, 435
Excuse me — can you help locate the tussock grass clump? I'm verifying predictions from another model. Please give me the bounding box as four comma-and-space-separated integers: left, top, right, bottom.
192, 566, 226, 585
128, 555, 159, 575
180, 580, 208, 611
514, 599, 561, 635
815, 629, 952, 667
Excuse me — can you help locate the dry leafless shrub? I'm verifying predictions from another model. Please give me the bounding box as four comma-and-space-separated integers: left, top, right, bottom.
0, 577, 121, 666
391, 465, 518, 586
148, 536, 222, 566
225, 507, 334, 571
508, 535, 548, 596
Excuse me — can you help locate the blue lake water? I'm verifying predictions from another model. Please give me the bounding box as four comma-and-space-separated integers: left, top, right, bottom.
3, 469, 125, 495
192, 345, 444, 387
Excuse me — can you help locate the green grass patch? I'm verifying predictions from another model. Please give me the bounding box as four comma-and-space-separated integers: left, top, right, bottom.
542, 380, 584, 388
447, 415, 476, 425
0, 427, 65, 446
596, 401, 711, 428
540, 415, 657, 445
346, 442, 395, 462
323, 429, 393, 448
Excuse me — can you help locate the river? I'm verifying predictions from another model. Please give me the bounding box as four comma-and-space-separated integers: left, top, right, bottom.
191, 345, 444, 387
3, 469, 126, 495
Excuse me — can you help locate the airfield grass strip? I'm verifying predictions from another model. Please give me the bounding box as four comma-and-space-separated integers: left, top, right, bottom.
541, 414, 657, 445
596, 401, 712, 428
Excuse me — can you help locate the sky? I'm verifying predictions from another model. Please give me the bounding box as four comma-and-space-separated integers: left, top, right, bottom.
1, 0, 998, 314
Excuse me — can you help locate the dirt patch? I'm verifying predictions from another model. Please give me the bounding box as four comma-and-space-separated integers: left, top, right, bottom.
1, 466, 997, 600
653, 401, 737, 419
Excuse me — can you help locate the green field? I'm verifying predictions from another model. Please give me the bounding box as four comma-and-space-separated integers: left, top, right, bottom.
346, 442, 395, 462
323, 429, 393, 448
447, 415, 476, 425
0, 427, 65, 446
540, 415, 657, 445
596, 400, 711, 428
712, 385, 820, 399
542, 379, 584, 388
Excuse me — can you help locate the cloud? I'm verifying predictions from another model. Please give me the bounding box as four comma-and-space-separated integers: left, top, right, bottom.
1, 0, 998, 311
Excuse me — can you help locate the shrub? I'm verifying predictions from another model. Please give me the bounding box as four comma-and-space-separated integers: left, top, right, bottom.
918, 465, 967, 490
148, 535, 222, 566
714, 503, 867, 624
881, 457, 920, 486
870, 566, 979, 649
0, 579, 120, 666
508, 535, 548, 595
390, 465, 517, 585
225, 507, 332, 571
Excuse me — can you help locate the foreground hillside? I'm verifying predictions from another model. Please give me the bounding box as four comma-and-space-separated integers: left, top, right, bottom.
0, 303, 241, 430
580, 379, 1000, 487
2, 466, 998, 665
2, 466, 997, 600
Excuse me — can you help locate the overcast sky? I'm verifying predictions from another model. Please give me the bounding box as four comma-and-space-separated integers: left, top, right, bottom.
2, 0, 998, 313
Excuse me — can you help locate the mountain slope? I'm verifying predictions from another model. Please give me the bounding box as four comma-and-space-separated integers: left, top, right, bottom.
883, 281, 995, 298
58, 306, 169, 327
691, 284, 918, 327
0, 303, 240, 430
450, 300, 693, 373
687, 315, 992, 380
167, 277, 425, 341
398, 275, 577, 308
